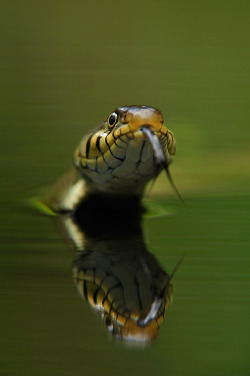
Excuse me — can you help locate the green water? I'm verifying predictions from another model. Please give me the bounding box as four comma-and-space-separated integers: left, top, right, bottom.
0, 0, 249, 375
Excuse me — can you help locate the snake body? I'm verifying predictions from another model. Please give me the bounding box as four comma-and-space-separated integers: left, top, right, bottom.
42, 105, 176, 212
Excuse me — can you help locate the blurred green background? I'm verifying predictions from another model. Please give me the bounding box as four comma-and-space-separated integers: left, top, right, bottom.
0, 1, 249, 375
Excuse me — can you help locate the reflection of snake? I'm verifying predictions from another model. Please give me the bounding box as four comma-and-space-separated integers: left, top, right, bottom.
58, 200, 176, 343
41, 105, 178, 213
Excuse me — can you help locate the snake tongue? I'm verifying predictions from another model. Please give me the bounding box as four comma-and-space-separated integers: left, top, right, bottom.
141, 126, 184, 203
141, 127, 166, 166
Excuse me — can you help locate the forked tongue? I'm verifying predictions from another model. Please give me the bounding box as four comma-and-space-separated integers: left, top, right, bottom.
141, 127, 184, 203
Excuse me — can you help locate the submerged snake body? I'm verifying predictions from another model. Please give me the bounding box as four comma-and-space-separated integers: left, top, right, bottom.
43, 105, 176, 212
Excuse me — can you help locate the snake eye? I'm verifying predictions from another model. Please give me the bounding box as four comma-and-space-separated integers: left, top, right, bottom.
108, 112, 119, 128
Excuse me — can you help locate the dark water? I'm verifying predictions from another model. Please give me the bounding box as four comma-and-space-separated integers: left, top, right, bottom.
1, 1, 250, 375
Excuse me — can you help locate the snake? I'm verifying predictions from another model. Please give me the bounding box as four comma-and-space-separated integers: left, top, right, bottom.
38, 105, 181, 343
41, 105, 180, 213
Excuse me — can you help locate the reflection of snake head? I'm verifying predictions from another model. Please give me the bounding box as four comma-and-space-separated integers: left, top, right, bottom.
74, 105, 176, 197
71, 228, 173, 344
52, 197, 179, 344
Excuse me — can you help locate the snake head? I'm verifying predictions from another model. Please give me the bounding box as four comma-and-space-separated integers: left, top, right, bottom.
105, 105, 176, 157
107, 105, 163, 130
74, 105, 177, 197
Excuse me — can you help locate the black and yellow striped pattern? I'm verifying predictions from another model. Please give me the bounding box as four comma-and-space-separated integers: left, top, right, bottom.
72, 238, 173, 342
